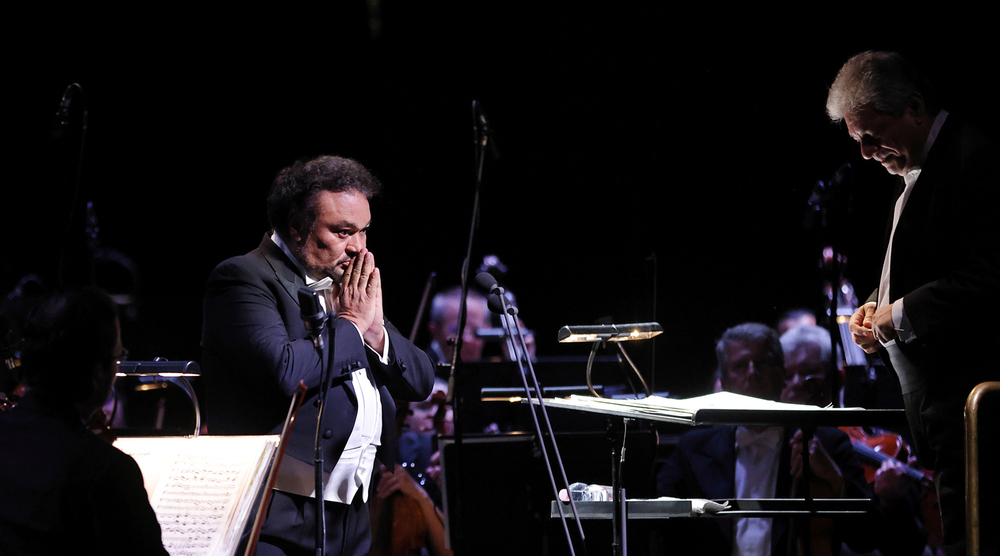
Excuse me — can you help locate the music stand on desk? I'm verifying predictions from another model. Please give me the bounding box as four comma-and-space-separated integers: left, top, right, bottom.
536, 392, 906, 556
534, 394, 908, 429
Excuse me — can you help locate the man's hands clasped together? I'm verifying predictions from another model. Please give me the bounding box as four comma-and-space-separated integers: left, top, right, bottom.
333, 248, 386, 353
848, 301, 897, 353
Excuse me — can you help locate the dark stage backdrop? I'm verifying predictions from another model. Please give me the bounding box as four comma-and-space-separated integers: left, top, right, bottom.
4, 6, 998, 398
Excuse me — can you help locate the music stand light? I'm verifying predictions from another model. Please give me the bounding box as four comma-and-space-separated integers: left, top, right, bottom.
557, 322, 663, 343
116, 360, 201, 437
557, 323, 661, 399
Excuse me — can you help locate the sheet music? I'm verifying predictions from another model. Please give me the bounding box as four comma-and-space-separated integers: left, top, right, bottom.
533, 391, 889, 428
115, 436, 278, 556
561, 391, 848, 419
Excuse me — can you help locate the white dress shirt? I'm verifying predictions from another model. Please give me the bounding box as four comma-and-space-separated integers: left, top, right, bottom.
733, 426, 783, 556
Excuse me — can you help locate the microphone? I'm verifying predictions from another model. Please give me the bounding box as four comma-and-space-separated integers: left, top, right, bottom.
472, 100, 501, 160
51, 83, 82, 139
804, 162, 852, 230
487, 294, 504, 315
488, 293, 518, 316
806, 162, 852, 207
298, 287, 327, 350
475, 271, 501, 295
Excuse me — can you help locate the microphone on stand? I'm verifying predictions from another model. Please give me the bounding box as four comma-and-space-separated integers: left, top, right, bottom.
52, 83, 77, 139
475, 271, 503, 297
804, 162, 852, 230
298, 288, 327, 351
472, 101, 501, 161
487, 293, 511, 316
298, 287, 328, 556
477, 272, 588, 554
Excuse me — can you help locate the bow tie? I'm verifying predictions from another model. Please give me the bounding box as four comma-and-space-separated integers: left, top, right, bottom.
307, 277, 337, 313
309, 277, 335, 292
735, 426, 782, 452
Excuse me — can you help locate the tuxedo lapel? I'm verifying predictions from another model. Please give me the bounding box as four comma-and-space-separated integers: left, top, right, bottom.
258, 234, 305, 303
258, 234, 360, 404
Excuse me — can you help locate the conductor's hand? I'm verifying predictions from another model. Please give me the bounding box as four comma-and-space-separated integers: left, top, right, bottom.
871, 304, 898, 345
849, 302, 881, 353
335, 249, 386, 352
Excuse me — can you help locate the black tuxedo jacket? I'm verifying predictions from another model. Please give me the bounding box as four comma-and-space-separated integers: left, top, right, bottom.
872, 115, 1000, 394
201, 235, 434, 473
655, 426, 875, 556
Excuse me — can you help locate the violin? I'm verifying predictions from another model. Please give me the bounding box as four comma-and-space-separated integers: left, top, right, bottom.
840, 426, 943, 552
840, 427, 927, 484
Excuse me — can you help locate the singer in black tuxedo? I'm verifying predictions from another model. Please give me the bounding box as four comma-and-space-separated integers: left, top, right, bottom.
201, 155, 434, 556
828, 51, 1000, 556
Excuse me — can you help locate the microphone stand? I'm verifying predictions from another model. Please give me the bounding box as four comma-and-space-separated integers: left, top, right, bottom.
445, 99, 492, 552
53, 82, 90, 289
491, 284, 588, 556
447, 99, 491, 407
300, 287, 332, 556
308, 306, 354, 556
312, 319, 331, 556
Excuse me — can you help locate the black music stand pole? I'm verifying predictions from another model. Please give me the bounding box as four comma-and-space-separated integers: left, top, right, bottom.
608, 418, 630, 556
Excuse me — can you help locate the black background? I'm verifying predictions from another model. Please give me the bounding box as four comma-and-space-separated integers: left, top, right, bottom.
5, 7, 998, 397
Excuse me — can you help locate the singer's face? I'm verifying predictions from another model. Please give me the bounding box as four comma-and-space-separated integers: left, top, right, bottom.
720, 339, 785, 402
290, 189, 371, 282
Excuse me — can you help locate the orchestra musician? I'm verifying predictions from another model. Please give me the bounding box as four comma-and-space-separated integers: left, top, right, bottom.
780, 324, 932, 556
201, 155, 434, 556
656, 322, 876, 556
424, 285, 491, 376
370, 377, 453, 556
424, 283, 536, 376
827, 51, 1000, 556
0, 287, 168, 555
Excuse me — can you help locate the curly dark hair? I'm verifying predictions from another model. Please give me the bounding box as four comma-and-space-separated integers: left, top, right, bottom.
266, 155, 382, 237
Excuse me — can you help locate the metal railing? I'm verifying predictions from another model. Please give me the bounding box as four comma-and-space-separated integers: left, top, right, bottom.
965, 381, 1000, 556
